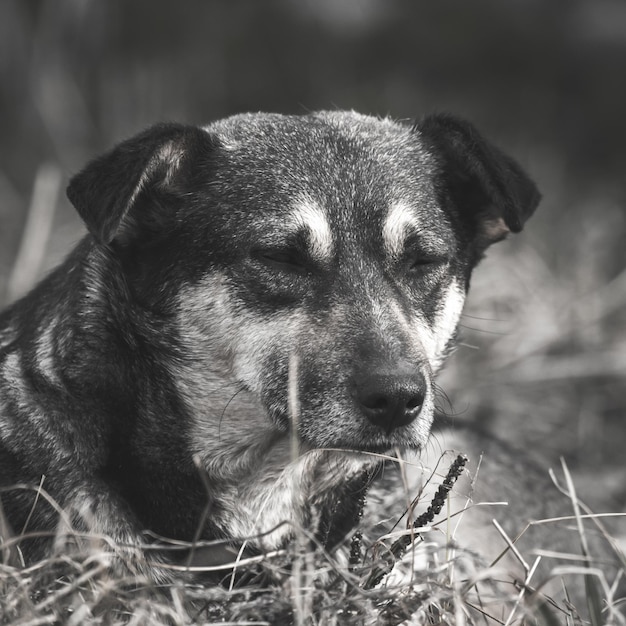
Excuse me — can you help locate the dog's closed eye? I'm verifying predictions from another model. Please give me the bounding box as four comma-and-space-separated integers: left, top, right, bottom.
253, 247, 311, 275
403, 251, 447, 277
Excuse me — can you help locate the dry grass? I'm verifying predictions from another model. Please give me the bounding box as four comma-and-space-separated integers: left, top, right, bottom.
1, 453, 624, 626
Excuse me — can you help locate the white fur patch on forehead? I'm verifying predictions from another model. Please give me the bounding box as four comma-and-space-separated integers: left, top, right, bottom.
383, 201, 419, 258
290, 199, 333, 261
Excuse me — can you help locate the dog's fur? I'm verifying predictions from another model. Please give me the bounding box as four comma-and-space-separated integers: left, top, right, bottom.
0, 111, 541, 576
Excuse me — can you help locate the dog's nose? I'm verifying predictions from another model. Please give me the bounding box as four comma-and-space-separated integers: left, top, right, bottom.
354, 369, 426, 432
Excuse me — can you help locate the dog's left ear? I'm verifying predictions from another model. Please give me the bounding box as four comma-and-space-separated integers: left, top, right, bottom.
416, 114, 540, 248
67, 123, 215, 245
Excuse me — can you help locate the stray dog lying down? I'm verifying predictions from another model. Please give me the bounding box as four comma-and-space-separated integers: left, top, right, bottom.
0, 111, 542, 579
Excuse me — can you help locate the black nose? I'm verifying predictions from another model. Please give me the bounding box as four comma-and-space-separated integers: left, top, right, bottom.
354, 369, 426, 433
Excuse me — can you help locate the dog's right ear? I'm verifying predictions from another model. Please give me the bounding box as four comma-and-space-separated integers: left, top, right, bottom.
416, 114, 540, 251
67, 124, 216, 245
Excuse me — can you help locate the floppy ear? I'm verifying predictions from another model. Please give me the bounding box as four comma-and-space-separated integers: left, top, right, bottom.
416, 113, 540, 247
67, 123, 215, 245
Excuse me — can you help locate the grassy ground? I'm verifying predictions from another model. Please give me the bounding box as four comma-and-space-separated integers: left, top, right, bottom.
0, 451, 624, 625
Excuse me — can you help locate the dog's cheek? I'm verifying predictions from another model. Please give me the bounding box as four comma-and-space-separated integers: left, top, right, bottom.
409, 279, 466, 372
254, 351, 289, 428
228, 309, 306, 395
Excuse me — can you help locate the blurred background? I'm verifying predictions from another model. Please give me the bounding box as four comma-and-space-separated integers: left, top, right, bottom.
0, 0, 625, 511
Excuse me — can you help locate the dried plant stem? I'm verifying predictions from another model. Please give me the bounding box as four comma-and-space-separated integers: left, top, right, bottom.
363, 454, 467, 590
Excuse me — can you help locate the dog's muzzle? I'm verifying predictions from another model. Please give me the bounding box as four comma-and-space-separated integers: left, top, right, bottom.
352, 363, 426, 434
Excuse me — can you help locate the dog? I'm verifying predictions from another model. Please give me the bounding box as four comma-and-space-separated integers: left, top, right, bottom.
0, 111, 541, 580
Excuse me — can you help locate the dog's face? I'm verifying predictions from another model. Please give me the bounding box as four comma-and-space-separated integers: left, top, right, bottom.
67, 112, 539, 465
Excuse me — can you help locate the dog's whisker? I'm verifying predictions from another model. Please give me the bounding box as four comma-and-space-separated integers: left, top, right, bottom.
217, 386, 247, 438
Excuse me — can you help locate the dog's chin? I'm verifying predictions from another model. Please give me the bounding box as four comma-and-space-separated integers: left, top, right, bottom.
298, 431, 424, 457
333, 441, 414, 456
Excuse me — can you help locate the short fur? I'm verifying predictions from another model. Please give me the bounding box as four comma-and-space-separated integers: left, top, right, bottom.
0, 111, 539, 576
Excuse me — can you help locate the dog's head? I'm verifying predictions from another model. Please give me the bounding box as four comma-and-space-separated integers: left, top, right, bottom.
67, 112, 539, 461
